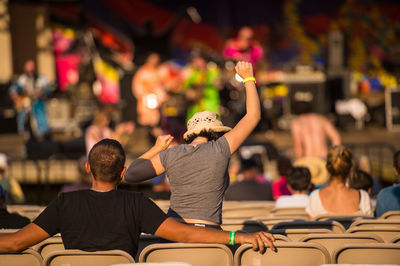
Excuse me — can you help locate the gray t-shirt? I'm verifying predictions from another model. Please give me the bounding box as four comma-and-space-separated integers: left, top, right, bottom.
159, 136, 231, 224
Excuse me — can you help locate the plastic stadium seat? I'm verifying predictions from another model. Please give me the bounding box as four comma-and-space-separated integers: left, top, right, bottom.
222, 206, 273, 219
269, 228, 333, 242
350, 218, 400, 228
42, 249, 135, 266
272, 220, 346, 233
139, 243, 233, 266
390, 233, 400, 243
299, 233, 384, 257
234, 242, 330, 266
270, 207, 308, 217
33, 237, 65, 258
380, 210, 400, 220
313, 213, 372, 229
332, 243, 400, 264
113, 263, 192, 266
221, 220, 268, 232
346, 226, 400, 242
0, 248, 42, 266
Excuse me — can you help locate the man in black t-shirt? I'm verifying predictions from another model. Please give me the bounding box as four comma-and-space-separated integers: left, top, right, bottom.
0, 139, 275, 257
0, 185, 30, 229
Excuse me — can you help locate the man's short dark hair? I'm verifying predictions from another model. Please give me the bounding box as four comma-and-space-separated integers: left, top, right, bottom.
349, 169, 373, 191
88, 139, 126, 183
286, 167, 311, 191
277, 156, 292, 177
184, 129, 225, 144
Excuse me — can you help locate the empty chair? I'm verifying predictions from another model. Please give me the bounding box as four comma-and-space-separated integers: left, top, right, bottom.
42, 249, 135, 266
332, 243, 400, 264
380, 210, 400, 220
139, 243, 233, 266
270, 207, 307, 217
113, 263, 192, 266
272, 220, 346, 233
234, 242, 330, 266
313, 213, 372, 229
350, 218, 400, 228
347, 226, 400, 242
222, 206, 272, 219
221, 220, 268, 232
33, 237, 64, 258
269, 228, 333, 242
299, 233, 384, 256
390, 234, 400, 243
0, 248, 42, 266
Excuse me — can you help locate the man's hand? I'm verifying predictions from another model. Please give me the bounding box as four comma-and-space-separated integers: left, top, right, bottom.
235, 61, 254, 79
237, 231, 276, 254
154, 134, 174, 151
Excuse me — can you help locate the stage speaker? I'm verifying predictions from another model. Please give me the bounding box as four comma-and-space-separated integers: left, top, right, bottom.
386, 86, 400, 131
288, 81, 327, 114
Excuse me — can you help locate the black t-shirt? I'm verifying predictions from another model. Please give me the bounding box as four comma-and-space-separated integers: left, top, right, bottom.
33, 189, 167, 257
0, 208, 30, 229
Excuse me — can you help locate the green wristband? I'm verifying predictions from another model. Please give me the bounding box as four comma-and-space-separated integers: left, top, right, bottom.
229, 231, 236, 246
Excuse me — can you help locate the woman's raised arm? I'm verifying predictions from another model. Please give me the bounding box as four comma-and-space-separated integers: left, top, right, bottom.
223, 61, 261, 154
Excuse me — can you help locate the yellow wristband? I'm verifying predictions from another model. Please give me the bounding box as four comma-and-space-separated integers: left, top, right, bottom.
243, 77, 256, 83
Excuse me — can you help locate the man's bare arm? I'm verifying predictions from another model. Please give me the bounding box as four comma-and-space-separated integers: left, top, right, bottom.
323, 118, 341, 146
0, 223, 50, 252
224, 61, 261, 154
155, 218, 276, 254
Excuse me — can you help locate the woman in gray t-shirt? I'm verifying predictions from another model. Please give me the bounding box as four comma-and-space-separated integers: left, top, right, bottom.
124, 61, 261, 227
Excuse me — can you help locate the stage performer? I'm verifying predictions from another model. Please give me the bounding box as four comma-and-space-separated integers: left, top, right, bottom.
124, 61, 260, 228
223, 27, 263, 67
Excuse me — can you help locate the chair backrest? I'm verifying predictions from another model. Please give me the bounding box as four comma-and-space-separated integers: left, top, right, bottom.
350, 218, 400, 228
314, 214, 371, 230
221, 220, 268, 232
0, 248, 42, 266
269, 228, 333, 242
139, 243, 233, 266
270, 207, 308, 216
136, 234, 162, 262
234, 242, 330, 266
42, 249, 135, 266
34, 237, 65, 258
347, 226, 400, 242
300, 233, 384, 256
390, 233, 400, 243
332, 243, 400, 264
380, 210, 400, 219
222, 206, 272, 219
272, 220, 346, 233
115, 263, 192, 266
0, 229, 19, 234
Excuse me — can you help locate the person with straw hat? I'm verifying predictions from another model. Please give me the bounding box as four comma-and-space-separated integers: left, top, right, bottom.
124, 61, 261, 228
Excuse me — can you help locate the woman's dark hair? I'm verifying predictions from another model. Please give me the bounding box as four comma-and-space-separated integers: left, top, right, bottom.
349, 169, 373, 191
326, 145, 353, 182
184, 129, 225, 144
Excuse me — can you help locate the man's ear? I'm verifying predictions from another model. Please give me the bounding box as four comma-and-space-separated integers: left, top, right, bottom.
120, 167, 127, 178
85, 162, 91, 174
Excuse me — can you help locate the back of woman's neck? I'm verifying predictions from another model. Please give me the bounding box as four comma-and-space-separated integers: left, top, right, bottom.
190, 136, 208, 146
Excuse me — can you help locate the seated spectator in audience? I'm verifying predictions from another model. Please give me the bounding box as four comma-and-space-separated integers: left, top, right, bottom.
225, 159, 273, 201
349, 169, 373, 195
306, 146, 372, 219
60, 156, 91, 193
124, 62, 261, 228
0, 153, 25, 204
85, 110, 134, 154
275, 167, 311, 208
0, 139, 275, 256
0, 185, 30, 229
272, 156, 292, 200
375, 150, 400, 217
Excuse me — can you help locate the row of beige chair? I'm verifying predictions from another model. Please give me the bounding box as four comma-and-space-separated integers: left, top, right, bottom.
138, 241, 400, 266
0, 249, 134, 266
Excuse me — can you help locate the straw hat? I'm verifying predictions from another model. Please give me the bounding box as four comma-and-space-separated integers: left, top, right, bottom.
183, 111, 231, 141
294, 156, 329, 186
